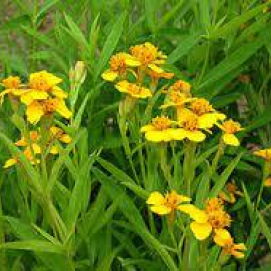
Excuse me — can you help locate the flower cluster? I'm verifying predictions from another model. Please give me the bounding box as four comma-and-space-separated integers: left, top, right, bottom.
0, 71, 72, 124
147, 191, 246, 259
0, 71, 72, 168
142, 84, 243, 145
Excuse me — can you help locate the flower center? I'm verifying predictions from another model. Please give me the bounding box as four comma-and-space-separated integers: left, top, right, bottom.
191, 99, 213, 116
164, 193, 179, 209
30, 74, 52, 91
152, 116, 172, 130
170, 91, 188, 104
205, 198, 231, 229
127, 83, 142, 95
43, 99, 59, 113
130, 43, 158, 65
110, 53, 126, 74
2, 76, 21, 89
207, 210, 231, 229
171, 80, 191, 94
181, 114, 199, 131
223, 120, 241, 134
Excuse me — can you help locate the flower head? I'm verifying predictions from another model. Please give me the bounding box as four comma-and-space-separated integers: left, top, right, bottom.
217, 119, 243, 146
214, 229, 246, 259
102, 53, 140, 82
147, 190, 191, 216
254, 148, 271, 162
0, 76, 22, 104
25, 98, 72, 124
115, 80, 152, 99
141, 116, 182, 142
130, 42, 166, 73
179, 198, 231, 240
219, 181, 243, 203
173, 112, 210, 142
170, 80, 191, 95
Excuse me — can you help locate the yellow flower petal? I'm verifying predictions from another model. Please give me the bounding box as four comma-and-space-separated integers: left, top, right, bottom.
222, 133, 240, 146
178, 204, 208, 223
115, 80, 129, 93
147, 192, 165, 205
102, 70, 118, 82
59, 134, 72, 144
3, 158, 18, 168
170, 128, 186, 140
150, 205, 172, 215
148, 64, 164, 73
185, 130, 206, 142
50, 146, 59, 154
26, 102, 45, 124
51, 86, 68, 99
140, 124, 156, 133
21, 90, 48, 105
190, 221, 212, 240
56, 100, 72, 119
213, 229, 232, 246
145, 130, 171, 142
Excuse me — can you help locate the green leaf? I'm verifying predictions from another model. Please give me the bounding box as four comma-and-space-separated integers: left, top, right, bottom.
0, 240, 65, 254
258, 212, 271, 251
210, 3, 269, 40
198, 39, 264, 92
167, 32, 202, 64
209, 152, 243, 197
94, 12, 126, 81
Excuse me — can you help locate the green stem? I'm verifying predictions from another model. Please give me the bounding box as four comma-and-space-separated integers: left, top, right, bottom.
159, 144, 173, 188
210, 139, 225, 177
183, 142, 196, 197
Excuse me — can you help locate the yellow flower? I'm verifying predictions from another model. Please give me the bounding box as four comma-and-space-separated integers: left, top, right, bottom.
170, 80, 191, 95
214, 229, 246, 259
217, 119, 243, 146
147, 190, 191, 216
25, 98, 72, 124
179, 198, 231, 240
130, 42, 166, 73
161, 90, 194, 109
188, 98, 226, 128
115, 80, 152, 99
174, 112, 209, 142
219, 181, 243, 203
140, 115, 182, 142
102, 53, 140, 82
4, 147, 40, 169
14, 71, 68, 105
0, 76, 22, 103
253, 148, 271, 162
264, 177, 271, 187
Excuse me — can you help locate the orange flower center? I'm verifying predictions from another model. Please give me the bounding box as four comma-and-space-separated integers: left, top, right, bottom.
130, 43, 158, 65
43, 99, 59, 113
181, 114, 199, 131
205, 198, 231, 229
164, 192, 179, 210
171, 80, 191, 94
2, 76, 21, 89
152, 116, 172, 130
109, 53, 127, 74
222, 120, 241, 134
170, 91, 188, 104
126, 83, 142, 95
191, 99, 213, 116
30, 74, 52, 91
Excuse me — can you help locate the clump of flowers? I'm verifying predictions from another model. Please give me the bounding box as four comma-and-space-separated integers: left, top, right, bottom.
0, 71, 73, 169
102, 42, 247, 264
